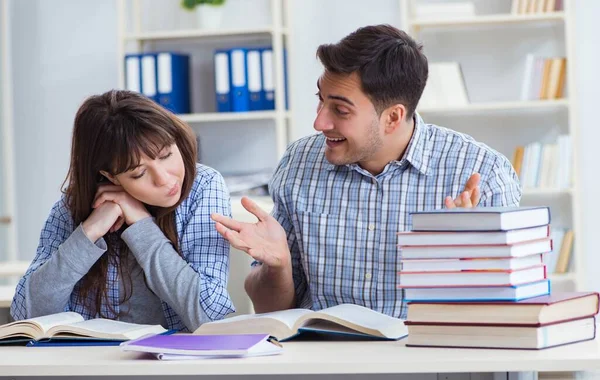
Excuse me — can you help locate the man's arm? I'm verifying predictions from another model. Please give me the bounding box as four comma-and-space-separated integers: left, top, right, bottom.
244, 261, 295, 313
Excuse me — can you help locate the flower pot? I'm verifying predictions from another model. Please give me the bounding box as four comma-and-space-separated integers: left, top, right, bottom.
196, 5, 224, 29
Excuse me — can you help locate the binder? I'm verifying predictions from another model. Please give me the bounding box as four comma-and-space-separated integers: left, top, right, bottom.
124, 54, 142, 93
246, 49, 264, 111
214, 50, 231, 113
230, 48, 250, 112
261, 48, 275, 110
141, 53, 159, 103
156, 52, 190, 114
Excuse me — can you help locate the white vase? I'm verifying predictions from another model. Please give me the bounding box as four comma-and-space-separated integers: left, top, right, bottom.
196, 5, 224, 29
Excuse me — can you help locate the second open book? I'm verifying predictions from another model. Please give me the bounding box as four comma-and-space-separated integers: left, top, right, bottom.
194, 304, 408, 341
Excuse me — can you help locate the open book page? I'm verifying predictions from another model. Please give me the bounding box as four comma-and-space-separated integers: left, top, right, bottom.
296, 304, 407, 339
194, 309, 314, 340
45, 319, 167, 340
0, 312, 84, 340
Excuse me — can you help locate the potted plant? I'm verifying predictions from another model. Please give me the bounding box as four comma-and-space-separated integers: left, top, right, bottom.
181, 0, 226, 29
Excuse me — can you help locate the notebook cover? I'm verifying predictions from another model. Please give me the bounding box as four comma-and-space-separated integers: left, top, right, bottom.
123, 333, 270, 352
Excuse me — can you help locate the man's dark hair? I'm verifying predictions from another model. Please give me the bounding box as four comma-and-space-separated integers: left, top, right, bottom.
316, 24, 428, 119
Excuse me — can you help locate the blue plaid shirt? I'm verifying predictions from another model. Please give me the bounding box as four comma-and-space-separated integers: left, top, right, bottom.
11, 164, 234, 331
269, 114, 521, 319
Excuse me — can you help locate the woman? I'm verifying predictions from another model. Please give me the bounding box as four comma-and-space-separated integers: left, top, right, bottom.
11, 90, 234, 332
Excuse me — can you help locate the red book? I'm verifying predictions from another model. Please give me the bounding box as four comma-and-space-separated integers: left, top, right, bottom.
406, 292, 600, 326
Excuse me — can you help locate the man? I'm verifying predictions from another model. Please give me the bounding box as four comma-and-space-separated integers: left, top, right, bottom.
212, 25, 521, 319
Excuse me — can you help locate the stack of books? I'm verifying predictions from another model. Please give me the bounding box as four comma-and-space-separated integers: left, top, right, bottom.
398, 207, 598, 350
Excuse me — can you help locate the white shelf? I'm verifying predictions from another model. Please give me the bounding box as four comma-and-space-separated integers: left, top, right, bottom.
125, 27, 287, 42
0, 261, 28, 277
417, 99, 568, 115
179, 111, 287, 123
411, 12, 565, 28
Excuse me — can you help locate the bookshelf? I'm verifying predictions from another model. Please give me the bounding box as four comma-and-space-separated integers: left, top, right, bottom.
116, 0, 293, 168
401, 0, 582, 292
0, 0, 18, 265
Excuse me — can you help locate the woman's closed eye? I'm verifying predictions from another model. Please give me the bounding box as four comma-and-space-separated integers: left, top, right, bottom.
131, 170, 146, 180
160, 152, 173, 160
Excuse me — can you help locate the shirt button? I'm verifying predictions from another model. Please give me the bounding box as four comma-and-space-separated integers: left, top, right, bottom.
365, 273, 372, 280
368, 224, 375, 231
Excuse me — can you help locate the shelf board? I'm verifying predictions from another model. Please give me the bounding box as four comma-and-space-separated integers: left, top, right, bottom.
179, 111, 287, 123
522, 188, 572, 196
417, 99, 569, 116
411, 12, 565, 28
0, 261, 29, 277
125, 27, 286, 41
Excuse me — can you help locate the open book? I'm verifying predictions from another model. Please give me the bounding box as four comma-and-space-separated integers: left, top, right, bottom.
0, 312, 167, 344
194, 304, 408, 341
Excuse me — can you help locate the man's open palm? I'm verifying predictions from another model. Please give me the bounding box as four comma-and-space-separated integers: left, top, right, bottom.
445, 173, 481, 209
212, 197, 290, 269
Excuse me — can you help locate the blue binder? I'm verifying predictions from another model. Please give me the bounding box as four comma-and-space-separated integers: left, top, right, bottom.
156, 52, 190, 114
214, 50, 231, 113
140, 53, 159, 103
246, 49, 264, 111
124, 54, 142, 94
230, 48, 250, 112
261, 48, 275, 110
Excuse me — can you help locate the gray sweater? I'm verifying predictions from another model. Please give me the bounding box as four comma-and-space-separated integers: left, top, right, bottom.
24, 217, 208, 330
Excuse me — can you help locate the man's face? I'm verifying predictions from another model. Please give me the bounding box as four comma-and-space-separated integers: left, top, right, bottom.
314, 71, 383, 167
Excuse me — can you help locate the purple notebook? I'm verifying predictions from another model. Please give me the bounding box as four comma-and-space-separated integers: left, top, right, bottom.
120, 334, 282, 357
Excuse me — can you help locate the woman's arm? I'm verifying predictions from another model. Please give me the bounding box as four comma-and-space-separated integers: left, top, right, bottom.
11, 199, 107, 319
121, 168, 234, 331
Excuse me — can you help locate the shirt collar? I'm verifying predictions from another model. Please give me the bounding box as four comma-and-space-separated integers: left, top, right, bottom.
324, 112, 431, 176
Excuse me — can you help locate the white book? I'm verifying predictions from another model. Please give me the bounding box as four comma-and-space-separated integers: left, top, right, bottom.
419, 62, 469, 109
401, 254, 544, 272
410, 206, 551, 232
520, 54, 536, 101
0, 312, 167, 342
403, 280, 550, 302
400, 238, 552, 259
399, 265, 546, 287
525, 142, 542, 189
397, 225, 550, 246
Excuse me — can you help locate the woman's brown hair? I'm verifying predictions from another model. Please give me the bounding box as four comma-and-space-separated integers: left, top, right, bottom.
62, 90, 197, 318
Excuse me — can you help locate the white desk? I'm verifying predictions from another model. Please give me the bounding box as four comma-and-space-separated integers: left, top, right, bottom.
1, 339, 599, 378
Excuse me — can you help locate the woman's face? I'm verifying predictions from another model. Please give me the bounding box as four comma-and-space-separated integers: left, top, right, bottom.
111, 143, 186, 208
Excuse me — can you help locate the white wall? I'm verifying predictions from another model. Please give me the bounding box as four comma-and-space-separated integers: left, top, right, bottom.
11, 0, 118, 259
573, 0, 600, 291
8, 0, 600, 293
288, 0, 401, 140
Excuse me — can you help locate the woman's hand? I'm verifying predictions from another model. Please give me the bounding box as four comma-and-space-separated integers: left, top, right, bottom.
82, 201, 124, 242
92, 185, 151, 226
